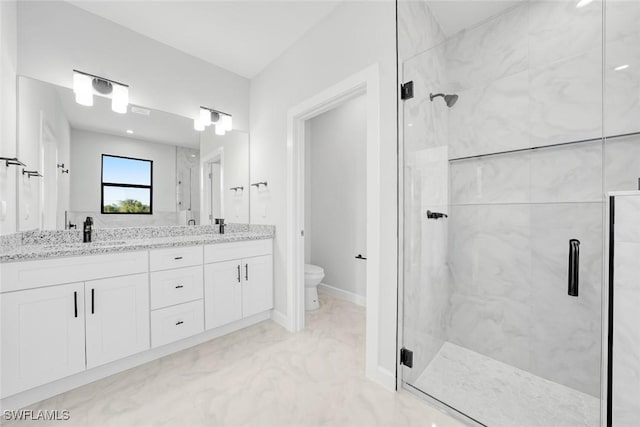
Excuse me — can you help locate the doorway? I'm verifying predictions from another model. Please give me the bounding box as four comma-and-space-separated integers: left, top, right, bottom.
304, 95, 367, 310
286, 65, 390, 387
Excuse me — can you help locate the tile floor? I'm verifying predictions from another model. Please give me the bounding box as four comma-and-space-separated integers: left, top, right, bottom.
4, 294, 464, 427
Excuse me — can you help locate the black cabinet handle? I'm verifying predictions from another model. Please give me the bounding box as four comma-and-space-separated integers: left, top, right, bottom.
568, 239, 580, 297
175, 284, 184, 289
355, 254, 367, 260
174, 256, 183, 260
426, 210, 448, 220
91, 288, 95, 314
237, 265, 241, 283
74, 291, 78, 318
245, 264, 249, 281
176, 320, 184, 326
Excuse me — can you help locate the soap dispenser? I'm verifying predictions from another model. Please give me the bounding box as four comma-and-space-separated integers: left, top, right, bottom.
83, 216, 93, 243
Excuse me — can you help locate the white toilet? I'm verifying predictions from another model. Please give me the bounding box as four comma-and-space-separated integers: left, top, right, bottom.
304, 264, 324, 310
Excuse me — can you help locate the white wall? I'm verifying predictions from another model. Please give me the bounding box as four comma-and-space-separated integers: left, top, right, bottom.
249, 1, 397, 376
306, 95, 367, 299
0, 1, 17, 235
70, 129, 176, 223
17, 76, 70, 231
200, 130, 249, 224
16, 1, 249, 132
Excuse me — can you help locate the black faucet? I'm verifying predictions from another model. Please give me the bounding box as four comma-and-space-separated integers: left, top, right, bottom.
83, 216, 93, 243
215, 218, 226, 234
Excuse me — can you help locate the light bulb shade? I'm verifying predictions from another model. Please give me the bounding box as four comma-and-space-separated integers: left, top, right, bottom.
215, 124, 226, 136
73, 72, 93, 106
194, 119, 205, 131
200, 108, 212, 126
111, 84, 129, 114
221, 114, 233, 132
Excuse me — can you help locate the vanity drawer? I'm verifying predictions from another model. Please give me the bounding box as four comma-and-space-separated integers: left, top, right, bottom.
149, 246, 203, 272
204, 239, 272, 264
151, 300, 204, 348
150, 266, 203, 310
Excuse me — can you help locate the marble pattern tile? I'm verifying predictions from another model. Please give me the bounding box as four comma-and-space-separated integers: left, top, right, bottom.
448, 71, 529, 159
403, 44, 450, 154
605, 0, 640, 43
613, 194, 640, 243
612, 239, 640, 426
397, 0, 445, 61
605, 134, 640, 194
450, 153, 530, 204
413, 342, 600, 427
529, 48, 603, 148
2, 295, 466, 427
529, 141, 603, 203
529, 203, 603, 396
444, 3, 528, 92
605, 33, 640, 137
528, 0, 603, 69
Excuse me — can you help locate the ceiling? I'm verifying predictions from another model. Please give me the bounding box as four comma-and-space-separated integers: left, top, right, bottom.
425, 0, 524, 37
57, 86, 200, 148
68, 1, 342, 79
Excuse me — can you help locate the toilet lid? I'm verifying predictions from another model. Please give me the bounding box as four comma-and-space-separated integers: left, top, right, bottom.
305, 264, 324, 274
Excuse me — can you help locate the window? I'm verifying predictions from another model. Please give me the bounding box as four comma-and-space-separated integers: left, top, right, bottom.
101, 155, 153, 214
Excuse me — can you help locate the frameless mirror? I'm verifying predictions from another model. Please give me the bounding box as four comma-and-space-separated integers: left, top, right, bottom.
16, 75, 249, 230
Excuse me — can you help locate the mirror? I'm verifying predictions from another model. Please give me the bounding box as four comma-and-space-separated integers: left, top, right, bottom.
16, 76, 249, 230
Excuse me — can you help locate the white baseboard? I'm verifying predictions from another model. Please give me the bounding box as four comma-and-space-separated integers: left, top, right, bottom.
0, 311, 271, 412
366, 366, 396, 391
318, 283, 366, 307
270, 309, 290, 331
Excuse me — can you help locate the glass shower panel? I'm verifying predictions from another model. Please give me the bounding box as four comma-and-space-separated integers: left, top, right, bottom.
400, 1, 604, 426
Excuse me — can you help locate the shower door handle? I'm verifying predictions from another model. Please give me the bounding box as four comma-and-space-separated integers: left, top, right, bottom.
568, 239, 580, 297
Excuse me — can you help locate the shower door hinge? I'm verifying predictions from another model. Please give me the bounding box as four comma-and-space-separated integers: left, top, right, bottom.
401, 81, 414, 100
400, 347, 413, 368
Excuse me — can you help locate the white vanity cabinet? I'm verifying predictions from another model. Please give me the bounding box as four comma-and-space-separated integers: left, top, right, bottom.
0, 237, 274, 406
0, 282, 86, 397
85, 273, 150, 369
204, 240, 273, 330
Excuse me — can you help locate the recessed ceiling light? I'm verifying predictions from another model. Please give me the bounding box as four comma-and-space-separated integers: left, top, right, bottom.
126, 129, 134, 134
615, 64, 630, 71
576, 0, 594, 8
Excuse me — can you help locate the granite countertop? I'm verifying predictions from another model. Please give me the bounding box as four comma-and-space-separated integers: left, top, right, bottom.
0, 226, 274, 263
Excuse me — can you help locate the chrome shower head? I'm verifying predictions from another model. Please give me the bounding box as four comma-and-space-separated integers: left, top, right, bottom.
430, 92, 459, 108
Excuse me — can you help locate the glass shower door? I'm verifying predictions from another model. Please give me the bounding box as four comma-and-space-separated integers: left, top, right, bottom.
399, 1, 605, 426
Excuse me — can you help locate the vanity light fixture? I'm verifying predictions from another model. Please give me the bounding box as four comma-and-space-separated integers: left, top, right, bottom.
72, 70, 129, 114
194, 106, 232, 135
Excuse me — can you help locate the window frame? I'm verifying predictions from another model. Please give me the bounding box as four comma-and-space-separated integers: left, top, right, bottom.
100, 154, 154, 215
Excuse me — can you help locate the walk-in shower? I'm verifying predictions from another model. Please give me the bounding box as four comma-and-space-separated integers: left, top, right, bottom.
398, 0, 638, 425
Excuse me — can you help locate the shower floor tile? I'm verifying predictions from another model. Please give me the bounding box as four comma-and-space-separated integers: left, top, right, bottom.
412, 342, 600, 427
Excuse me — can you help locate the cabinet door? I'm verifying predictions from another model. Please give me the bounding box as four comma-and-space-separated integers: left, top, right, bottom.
204, 260, 242, 329
85, 273, 150, 369
0, 282, 85, 397
242, 255, 273, 318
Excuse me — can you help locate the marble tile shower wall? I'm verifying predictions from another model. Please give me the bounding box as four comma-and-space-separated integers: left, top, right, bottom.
445, 1, 606, 398
398, 0, 640, 398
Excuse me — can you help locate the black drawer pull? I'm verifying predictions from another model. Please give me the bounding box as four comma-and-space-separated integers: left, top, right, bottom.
174, 256, 183, 260
176, 321, 184, 326
74, 291, 78, 318
91, 288, 95, 314
237, 264, 241, 283
175, 285, 184, 289
245, 264, 249, 281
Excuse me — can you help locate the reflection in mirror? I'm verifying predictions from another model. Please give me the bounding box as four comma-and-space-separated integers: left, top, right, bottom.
17, 75, 208, 230
200, 129, 249, 224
